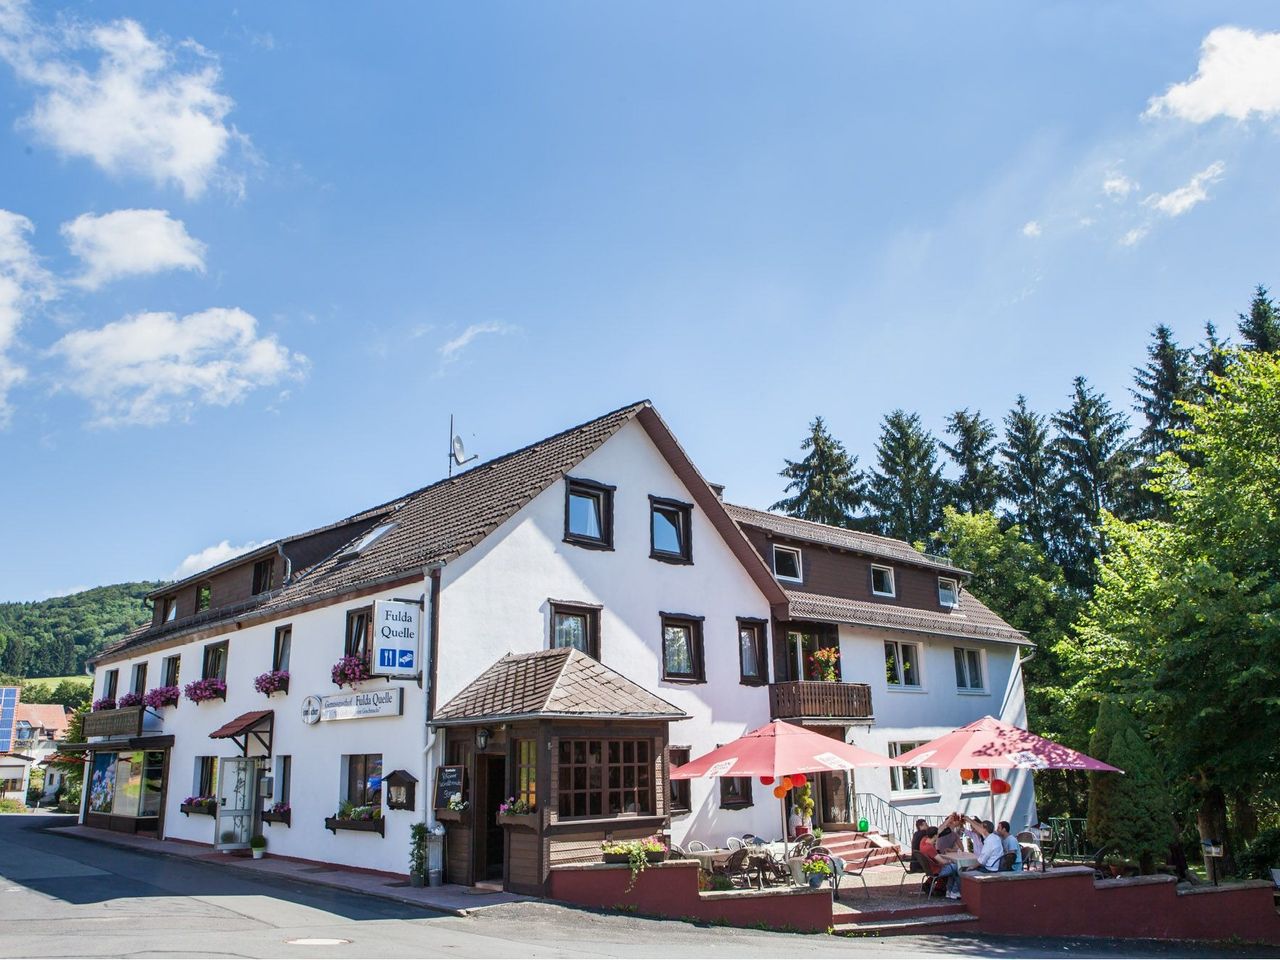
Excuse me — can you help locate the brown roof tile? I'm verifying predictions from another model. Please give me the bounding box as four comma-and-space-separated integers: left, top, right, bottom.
434, 648, 687, 724
785, 589, 1030, 646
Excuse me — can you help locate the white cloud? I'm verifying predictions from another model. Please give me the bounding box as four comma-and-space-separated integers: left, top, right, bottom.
62, 209, 206, 290
1021, 220, 1042, 238
1102, 173, 1137, 199
1120, 226, 1150, 247
0, 209, 55, 425
438, 322, 515, 367
1146, 26, 1280, 123
50, 306, 306, 427
171, 538, 271, 579
0, 1, 248, 198
1144, 161, 1226, 217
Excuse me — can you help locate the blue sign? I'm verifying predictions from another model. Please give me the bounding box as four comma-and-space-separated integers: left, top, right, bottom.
378, 648, 399, 669
398, 649, 415, 668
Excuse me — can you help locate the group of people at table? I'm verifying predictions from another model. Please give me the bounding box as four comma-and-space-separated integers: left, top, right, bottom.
911, 813, 1024, 898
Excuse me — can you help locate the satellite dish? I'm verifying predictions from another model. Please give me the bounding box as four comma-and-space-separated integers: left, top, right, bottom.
452, 435, 477, 466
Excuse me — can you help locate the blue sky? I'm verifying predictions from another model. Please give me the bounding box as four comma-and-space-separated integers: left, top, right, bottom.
2, 1, 1279, 602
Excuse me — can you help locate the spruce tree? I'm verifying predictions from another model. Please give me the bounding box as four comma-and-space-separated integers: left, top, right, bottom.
1000, 396, 1057, 551
1086, 699, 1134, 848
1195, 322, 1231, 396
1051, 377, 1138, 588
1237, 284, 1280, 353
865, 410, 945, 545
1103, 727, 1175, 874
941, 408, 1001, 515
1132, 325, 1194, 460
770, 416, 865, 526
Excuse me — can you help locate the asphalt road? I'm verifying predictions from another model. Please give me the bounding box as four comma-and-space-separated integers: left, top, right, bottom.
0, 814, 1272, 959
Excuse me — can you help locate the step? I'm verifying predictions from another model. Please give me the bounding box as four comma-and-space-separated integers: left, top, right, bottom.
833, 911, 979, 937
835, 902, 966, 924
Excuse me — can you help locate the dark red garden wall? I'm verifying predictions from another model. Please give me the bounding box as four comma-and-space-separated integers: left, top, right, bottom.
548, 861, 832, 933
961, 868, 1280, 945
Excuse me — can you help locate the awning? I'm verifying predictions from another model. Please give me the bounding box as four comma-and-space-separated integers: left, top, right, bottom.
59, 735, 175, 752
209, 710, 274, 757
40, 753, 87, 767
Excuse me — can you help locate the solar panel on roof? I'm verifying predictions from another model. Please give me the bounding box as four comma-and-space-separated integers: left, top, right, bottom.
0, 687, 18, 753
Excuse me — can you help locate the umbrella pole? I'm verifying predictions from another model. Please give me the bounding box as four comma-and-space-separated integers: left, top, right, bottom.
780, 798, 788, 861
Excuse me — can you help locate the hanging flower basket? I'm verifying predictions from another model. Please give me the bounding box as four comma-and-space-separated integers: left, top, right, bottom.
91, 697, 116, 712
180, 796, 217, 816
144, 686, 180, 709
262, 802, 291, 826
253, 670, 290, 696
116, 692, 144, 708
184, 677, 227, 704
331, 655, 372, 688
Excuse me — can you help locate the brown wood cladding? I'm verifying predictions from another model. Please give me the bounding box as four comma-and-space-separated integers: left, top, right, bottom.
769, 680, 873, 720
741, 526, 952, 612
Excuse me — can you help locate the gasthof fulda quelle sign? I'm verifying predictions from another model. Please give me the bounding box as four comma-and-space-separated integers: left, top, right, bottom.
372, 599, 421, 678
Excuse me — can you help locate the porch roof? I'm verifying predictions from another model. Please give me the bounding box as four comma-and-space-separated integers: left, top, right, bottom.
209, 710, 273, 739
433, 648, 687, 726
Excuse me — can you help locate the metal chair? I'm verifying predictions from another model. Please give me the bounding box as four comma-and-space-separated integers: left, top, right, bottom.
668, 843, 688, 860
815, 845, 874, 901
686, 839, 710, 853
919, 852, 946, 898
758, 850, 793, 887
790, 833, 819, 858
726, 836, 744, 851
1016, 831, 1042, 871
714, 847, 752, 888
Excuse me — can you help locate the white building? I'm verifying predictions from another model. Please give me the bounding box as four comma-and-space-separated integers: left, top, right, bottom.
79, 401, 1035, 892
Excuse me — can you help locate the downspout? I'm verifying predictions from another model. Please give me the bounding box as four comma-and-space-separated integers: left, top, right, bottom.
422, 563, 444, 837
276, 543, 292, 584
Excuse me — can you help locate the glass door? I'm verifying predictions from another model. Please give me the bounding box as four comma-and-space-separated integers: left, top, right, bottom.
215, 757, 257, 850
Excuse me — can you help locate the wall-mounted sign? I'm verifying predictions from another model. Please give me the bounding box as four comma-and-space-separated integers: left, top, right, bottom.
372, 599, 421, 678
302, 688, 403, 724
83, 706, 144, 739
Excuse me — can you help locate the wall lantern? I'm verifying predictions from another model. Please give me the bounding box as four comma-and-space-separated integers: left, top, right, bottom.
384, 769, 418, 811
476, 727, 491, 750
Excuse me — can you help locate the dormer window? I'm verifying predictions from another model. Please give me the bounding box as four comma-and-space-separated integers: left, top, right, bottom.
252, 558, 275, 595
870, 565, 896, 597
938, 577, 960, 608
195, 582, 211, 612
340, 522, 397, 561
564, 477, 614, 550
772, 545, 802, 583
162, 596, 178, 622
650, 496, 692, 564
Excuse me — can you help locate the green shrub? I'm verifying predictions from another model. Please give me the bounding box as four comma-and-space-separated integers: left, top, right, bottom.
0, 798, 27, 813
1237, 828, 1280, 880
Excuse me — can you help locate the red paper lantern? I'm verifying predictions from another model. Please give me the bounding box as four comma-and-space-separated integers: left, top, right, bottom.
991, 778, 1011, 795
791, 773, 808, 787
772, 785, 788, 799
760, 776, 775, 785
780, 776, 794, 791
978, 768, 992, 781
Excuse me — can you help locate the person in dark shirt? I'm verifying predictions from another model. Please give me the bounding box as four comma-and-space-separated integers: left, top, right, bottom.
909, 818, 929, 872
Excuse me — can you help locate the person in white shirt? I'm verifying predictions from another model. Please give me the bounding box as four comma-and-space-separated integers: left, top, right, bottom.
939, 817, 1002, 898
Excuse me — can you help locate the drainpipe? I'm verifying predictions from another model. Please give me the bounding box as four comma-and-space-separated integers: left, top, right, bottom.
419, 562, 445, 880
275, 543, 292, 584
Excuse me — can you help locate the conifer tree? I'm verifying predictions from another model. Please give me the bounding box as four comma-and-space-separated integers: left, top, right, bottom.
1051, 378, 1137, 587
1086, 699, 1134, 848
1195, 322, 1231, 396
941, 408, 1001, 514
865, 410, 945, 545
1000, 396, 1057, 551
771, 416, 865, 527
1132, 325, 1194, 460
1102, 727, 1175, 874
1237, 284, 1280, 353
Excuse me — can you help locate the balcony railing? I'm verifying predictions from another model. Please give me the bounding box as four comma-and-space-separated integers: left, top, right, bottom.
769, 680, 873, 721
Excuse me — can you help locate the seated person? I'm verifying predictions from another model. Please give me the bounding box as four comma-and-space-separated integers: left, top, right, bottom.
997, 820, 1022, 871
938, 817, 1003, 899
909, 818, 929, 871
919, 826, 939, 860
934, 813, 962, 855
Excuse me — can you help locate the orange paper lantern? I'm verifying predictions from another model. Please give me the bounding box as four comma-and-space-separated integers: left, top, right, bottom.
781, 777, 794, 791
991, 779, 1011, 795
791, 774, 808, 787
760, 776, 775, 785
960, 768, 975, 781
772, 785, 788, 799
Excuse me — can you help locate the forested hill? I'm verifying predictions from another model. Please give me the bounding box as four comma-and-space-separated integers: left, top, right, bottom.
0, 582, 164, 677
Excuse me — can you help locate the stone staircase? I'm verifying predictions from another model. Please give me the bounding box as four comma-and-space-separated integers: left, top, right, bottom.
832, 901, 979, 937
817, 829, 906, 869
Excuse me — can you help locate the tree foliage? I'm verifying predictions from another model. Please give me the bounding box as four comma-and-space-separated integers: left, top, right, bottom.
1000, 396, 1058, 553
1237, 284, 1280, 354
771, 416, 865, 527
865, 410, 946, 545
941, 409, 1001, 515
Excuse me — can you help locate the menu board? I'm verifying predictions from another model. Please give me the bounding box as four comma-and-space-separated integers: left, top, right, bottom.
433, 765, 465, 810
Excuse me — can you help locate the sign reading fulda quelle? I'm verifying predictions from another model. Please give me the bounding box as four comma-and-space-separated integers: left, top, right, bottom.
372, 599, 421, 678
302, 687, 404, 724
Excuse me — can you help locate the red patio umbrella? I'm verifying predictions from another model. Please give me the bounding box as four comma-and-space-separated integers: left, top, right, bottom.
890, 715, 1121, 823
671, 720, 892, 856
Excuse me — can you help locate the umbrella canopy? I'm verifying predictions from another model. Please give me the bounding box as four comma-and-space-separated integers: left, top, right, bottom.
891, 715, 1121, 772
670, 719, 890, 780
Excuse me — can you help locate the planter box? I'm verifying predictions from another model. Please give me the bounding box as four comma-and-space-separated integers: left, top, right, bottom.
435, 808, 464, 823
646, 850, 668, 864
496, 812, 539, 831
262, 810, 291, 827
180, 802, 216, 817
324, 816, 385, 837
602, 852, 631, 865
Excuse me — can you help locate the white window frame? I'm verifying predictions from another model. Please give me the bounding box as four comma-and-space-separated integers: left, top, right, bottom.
889, 741, 936, 795
772, 545, 803, 583
938, 577, 960, 608
870, 564, 896, 597
953, 646, 986, 693
884, 639, 923, 689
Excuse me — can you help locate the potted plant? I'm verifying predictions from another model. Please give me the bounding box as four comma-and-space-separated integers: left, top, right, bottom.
495, 796, 538, 830
253, 670, 290, 696
325, 800, 386, 836
91, 697, 116, 712
250, 835, 267, 860
262, 801, 291, 826
184, 677, 227, 704
803, 856, 834, 888
640, 834, 668, 863
331, 655, 371, 688
810, 646, 840, 682
600, 838, 656, 891
180, 795, 217, 816
436, 792, 467, 822
116, 691, 144, 708
144, 686, 180, 709
1102, 852, 1127, 878
409, 823, 428, 887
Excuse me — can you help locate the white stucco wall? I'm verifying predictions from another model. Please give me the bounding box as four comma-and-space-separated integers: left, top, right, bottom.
837, 625, 1037, 831
435, 418, 783, 845
91, 578, 429, 875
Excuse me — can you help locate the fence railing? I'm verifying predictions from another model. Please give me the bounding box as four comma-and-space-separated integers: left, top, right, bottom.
852, 792, 944, 843
1045, 817, 1093, 859
769, 681, 873, 720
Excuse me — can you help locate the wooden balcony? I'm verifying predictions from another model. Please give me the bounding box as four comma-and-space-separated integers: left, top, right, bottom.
768, 681, 873, 722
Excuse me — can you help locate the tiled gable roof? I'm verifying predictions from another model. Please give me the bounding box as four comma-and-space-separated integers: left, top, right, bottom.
434, 648, 687, 724
15, 703, 70, 738
724, 503, 968, 576
785, 589, 1030, 646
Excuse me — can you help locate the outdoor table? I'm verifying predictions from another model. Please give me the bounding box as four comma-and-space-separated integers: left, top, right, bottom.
938, 851, 979, 869
689, 848, 732, 871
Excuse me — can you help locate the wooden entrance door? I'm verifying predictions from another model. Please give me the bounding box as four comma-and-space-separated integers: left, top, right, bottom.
475, 755, 507, 882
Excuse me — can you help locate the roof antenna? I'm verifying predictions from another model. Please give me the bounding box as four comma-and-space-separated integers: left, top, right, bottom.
448, 414, 478, 477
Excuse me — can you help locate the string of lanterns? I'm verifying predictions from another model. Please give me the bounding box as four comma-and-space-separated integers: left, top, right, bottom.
760, 772, 809, 798
960, 768, 1012, 794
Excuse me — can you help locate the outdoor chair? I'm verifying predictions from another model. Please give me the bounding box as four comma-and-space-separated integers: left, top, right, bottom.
726, 836, 745, 852
714, 847, 752, 888
790, 833, 818, 858
758, 850, 793, 887
686, 839, 710, 853
999, 850, 1019, 872
1016, 831, 1042, 871
891, 848, 916, 893
668, 843, 688, 860
815, 845, 874, 901
919, 853, 946, 898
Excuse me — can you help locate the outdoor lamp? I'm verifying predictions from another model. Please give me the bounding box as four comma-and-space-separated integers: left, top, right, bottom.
476, 727, 490, 750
